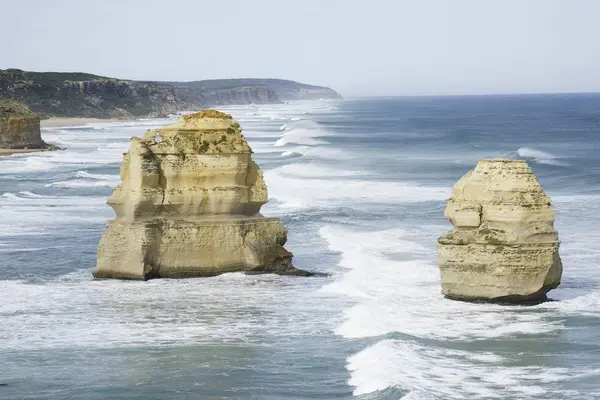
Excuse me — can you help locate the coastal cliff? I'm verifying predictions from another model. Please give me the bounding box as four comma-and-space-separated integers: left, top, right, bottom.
0, 69, 183, 119
0, 99, 54, 150
437, 159, 562, 304
94, 110, 310, 279
0, 69, 340, 119
173, 84, 280, 106
171, 79, 341, 101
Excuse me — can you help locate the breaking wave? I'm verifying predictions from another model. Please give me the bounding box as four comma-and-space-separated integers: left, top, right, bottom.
517, 147, 568, 166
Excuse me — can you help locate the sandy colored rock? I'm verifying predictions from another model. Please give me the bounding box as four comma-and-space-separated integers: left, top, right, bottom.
94, 110, 309, 279
0, 99, 55, 149
437, 159, 562, 303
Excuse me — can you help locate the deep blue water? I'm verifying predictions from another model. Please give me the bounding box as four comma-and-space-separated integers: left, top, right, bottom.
1, 94, 600, 399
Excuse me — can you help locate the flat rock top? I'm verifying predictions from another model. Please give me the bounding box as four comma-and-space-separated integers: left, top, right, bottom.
479, 158, 526, 163
0, 99, 36, 117
474, 159, 532, 174
450, 158, 552, 207
165, 109, 239, 131
182, 110, 233, 121
138, 109, 251, 154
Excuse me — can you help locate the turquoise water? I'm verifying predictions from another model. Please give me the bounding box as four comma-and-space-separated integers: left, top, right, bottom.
1, 95, 600, 399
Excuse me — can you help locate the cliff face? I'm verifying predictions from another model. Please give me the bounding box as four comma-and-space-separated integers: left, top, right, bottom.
1, 69, 341, 119
287, 86, 341, 100
175, 85, 280, 106
57, 80, 182, 118
0, 99, 52, 149
172, 78, 341, 101
437, 159, 562, 304
0, 69, 184, 118
94, 110, 310, 279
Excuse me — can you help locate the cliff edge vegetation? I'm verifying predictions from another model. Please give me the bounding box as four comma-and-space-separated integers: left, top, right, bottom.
0, 69, 341, 119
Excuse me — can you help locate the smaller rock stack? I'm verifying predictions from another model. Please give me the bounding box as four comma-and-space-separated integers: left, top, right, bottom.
438, 159, 562, 304
0, 99, 53, 149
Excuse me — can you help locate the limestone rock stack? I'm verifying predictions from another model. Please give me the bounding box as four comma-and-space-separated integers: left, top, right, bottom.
0, 99, 53, 149
94, 110, 309, 279
437, 159, 562, 303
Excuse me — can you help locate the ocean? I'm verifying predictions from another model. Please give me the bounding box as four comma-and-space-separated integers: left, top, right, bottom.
1, 94, 600, 400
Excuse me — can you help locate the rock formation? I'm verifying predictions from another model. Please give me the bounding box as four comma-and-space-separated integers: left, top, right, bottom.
437, 159, 562, 304
94, 110, 310, 279
0, 99, 55, 149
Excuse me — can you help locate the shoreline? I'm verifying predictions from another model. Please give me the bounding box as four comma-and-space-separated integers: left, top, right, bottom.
0, 148, 56, 157
3, 116, 172, 157
40, 117, 130, 128
39, 113, 186, 128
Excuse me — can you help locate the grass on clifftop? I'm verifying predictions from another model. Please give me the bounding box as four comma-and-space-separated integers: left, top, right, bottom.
0, 98, 36, 117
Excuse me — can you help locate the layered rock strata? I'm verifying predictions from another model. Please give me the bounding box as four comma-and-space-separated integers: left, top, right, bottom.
437, 159, 562, 303
0, 99, 54, 149
94, 110, 309, 279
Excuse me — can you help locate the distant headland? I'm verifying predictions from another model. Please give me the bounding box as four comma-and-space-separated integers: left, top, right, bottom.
0, 69, 341, 119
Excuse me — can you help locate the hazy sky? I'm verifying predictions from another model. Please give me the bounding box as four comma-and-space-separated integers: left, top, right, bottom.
2, 0, 599, 96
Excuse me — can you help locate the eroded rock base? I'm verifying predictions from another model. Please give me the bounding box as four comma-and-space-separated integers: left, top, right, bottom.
444, 284, 560, 305
94, 217, 310, 279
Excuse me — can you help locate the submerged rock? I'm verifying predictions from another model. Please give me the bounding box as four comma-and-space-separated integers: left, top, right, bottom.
437, 159, 562, 304
94, 110, 310, 279
0, 99, 56, 150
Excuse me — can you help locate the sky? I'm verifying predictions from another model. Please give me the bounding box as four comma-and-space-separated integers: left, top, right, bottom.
1, 0, 599, 97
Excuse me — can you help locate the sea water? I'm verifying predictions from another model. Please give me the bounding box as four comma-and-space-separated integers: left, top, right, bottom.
1, 95, 600, 399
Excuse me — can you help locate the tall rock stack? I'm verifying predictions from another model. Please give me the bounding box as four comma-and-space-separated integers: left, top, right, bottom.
0, 99, 52, 149
94, 110, 310, 279
437, 159, 562, 303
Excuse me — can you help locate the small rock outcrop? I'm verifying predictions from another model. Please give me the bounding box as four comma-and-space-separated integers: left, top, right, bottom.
437, 159, 562, 304
0, 99, 54, 149
94, 110, 310, 279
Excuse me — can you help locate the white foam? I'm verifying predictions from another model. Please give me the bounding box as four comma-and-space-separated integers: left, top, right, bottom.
275, 130, 328, 146
264, 167, 450, 210
517, 147, 568, 166
281, 146, 353, 160
275, 163, 368, 179
75, 170, 120, 181
0, 192, 110, 237
44, 170, 121, 188
544, 291, 600, 317
0, 270, 332, 351
317, 222, 595, 397
0, 126, 131, 174
551, 194, 600, 204
320, 224, 564, 340
19, 191, 44, 198
268, 114, 288, 121
45, 179, 116, 189
0, 244, 69, 254
1, 192, 20, 200
274, 120, 332, 147
280, 150, 302, 158
348, 340, 599, 399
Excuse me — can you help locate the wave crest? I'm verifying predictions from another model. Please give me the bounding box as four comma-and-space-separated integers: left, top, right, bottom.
517, 147, 568, 166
